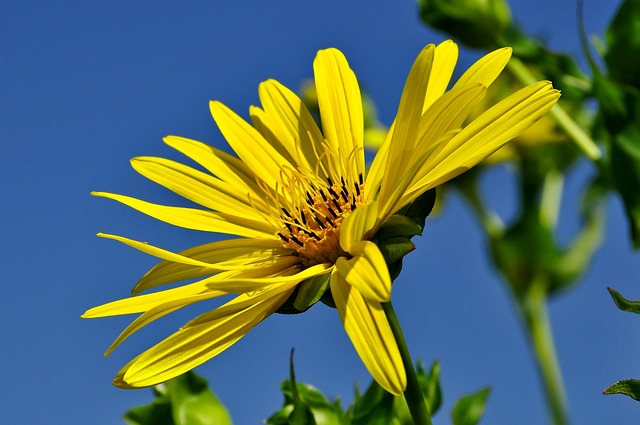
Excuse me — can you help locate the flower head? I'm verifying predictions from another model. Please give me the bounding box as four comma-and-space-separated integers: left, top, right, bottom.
84, 41, 559, 395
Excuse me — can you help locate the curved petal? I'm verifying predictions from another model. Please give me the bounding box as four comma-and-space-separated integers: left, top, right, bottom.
134, 238, 291, 294
452, 47, 512, 90
423, 40, 459, 112
113, 281, 297, 388
82, 280, 221, 317
255, 79, 329, 178
205, 263, 330, 293
330, 271, 405, 395
104, 289, 224, 356
314, 48, 365, 179
209, 100, 294, 188
415, 81, 560, 190
163, 135, 263, 198
378, 44, 434, 219
339, 202, 379, 252
92, 192, 275, 239
131, 156, 266, 220
335, 241, 391, 302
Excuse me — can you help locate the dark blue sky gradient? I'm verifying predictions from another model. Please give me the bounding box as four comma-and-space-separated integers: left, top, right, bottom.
2, 1, 637, 424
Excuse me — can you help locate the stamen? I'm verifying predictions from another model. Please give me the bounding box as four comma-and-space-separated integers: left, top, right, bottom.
354, 182, 361, 196
332, 199, 343, 213
359, 173, 364, 185
319, 189, 328, 202
328, 186, 340, 199
327, 206, 338, 218
314, 217, 326, 229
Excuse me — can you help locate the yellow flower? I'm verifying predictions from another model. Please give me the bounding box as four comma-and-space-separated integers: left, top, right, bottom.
84, 40, 559, 395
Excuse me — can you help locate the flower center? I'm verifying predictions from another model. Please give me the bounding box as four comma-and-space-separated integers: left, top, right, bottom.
277, 174, 365, 268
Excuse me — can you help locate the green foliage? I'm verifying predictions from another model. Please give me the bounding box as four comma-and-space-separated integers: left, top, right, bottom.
267, 359, 449, 425
124, 371, 232, 425
587, 0, 640, 248
603, 380, 640, 401
451, 388, 491, 425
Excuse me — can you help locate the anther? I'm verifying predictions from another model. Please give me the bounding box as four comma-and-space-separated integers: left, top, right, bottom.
281, 208, 292, 218
290, 236, 304, 247
354, 182, 360, 196
320, 189, 327, 202
328, 186, 340, 199
277, 233, 289, 243
332, 199, 343, 213
340, 188, 349, 203
327, 206, 338, 218
359, 173, 364, 185
314, 217, 326, 229
327, 177, 334, 186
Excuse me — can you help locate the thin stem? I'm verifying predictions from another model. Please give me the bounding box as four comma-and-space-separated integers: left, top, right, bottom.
506, 57, 601, 161
382, 301, 433, 425
519, 284, 570, 425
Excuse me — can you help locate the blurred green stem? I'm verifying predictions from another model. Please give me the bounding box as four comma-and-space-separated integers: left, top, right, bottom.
382, 301, 433, 425
518, 283, 570, 425
506, 57, 601, 161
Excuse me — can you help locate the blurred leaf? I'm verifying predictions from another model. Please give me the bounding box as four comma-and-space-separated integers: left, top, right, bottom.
604, 0, 640, 89
451, 387, 491, 425
417, 0, 511, 49
608, 287, 640, 314
603, 379, 640, 401
124, 372, 232, 425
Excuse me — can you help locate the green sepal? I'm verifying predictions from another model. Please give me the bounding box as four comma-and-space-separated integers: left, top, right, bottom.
608, 287, 640, 314
375, 215, 423, 241
124, 371, 232, 425
377, 236, 416, 281
603, 379, 640, 401
403, 188, 436, 232
266, 351, 345, 425
450, 387, 491, 425
293, 273, 331, 312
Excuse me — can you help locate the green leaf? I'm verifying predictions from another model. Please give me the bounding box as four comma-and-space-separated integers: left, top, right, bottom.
418, 361, 442, 416
350, 379, 395, 425
266, 351, 345, 425
124, 372, 232, 425
608, 287, 640, 314
451, 387, 491, 425
603, 379, 640, 401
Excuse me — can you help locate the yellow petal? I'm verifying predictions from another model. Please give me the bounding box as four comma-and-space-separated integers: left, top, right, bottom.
104, 289, 224, 356
423, 40, 459, 112
92, 192, 275, 239
164, 135, 262, 198
314, 48, 365, 179
82, 280, 221, 317
330, 272, 405, 395
416, 81, 560, 190
209, 100, 293, 188
335, 241, 391, 302
378, 44, 434, 218
205, 263, 329, 293
452, 46, 512, 90
339, 202, 379, 252
113, 282, 297, 388
134, 238, 291, 294
254, 79, 329, 178
131, 156, 266, 220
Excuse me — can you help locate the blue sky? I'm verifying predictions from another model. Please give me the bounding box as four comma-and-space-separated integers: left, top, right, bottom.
2, 1, 638, 424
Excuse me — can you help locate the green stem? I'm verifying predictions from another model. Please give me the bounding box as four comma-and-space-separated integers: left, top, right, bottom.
518, 284, 570, 425
382, 301, 433, 425
506, 57, 601, 161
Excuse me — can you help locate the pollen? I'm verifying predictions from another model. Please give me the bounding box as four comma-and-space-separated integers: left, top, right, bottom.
277, 173, 365, 267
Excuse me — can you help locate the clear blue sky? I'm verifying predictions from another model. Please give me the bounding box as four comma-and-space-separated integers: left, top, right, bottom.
2, 1, 637, 424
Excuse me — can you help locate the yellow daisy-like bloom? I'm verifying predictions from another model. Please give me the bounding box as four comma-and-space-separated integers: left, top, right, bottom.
84, 40, 559, 395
